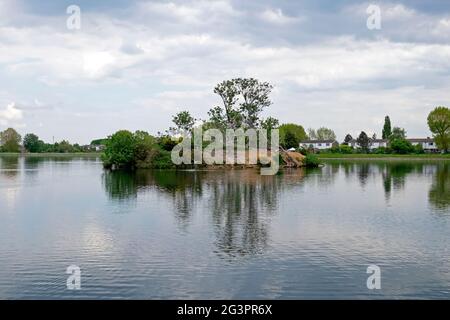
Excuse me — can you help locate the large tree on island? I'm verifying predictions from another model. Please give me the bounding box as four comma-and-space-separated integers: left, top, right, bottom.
172, 111, 195, 133
0, 128, 21, 152
382, 116, 392, 139
428, 106, 450, 152
208, 78, 274, 129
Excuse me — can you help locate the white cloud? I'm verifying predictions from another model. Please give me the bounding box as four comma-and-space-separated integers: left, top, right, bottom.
137, 0, 239, 25
260, 8, 300, 25
384, 4, 416, 20
0, 102, 23, 126
0, 0, 450, 143
83, 51, 116, 78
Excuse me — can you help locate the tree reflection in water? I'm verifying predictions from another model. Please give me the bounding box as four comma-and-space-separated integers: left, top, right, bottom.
0, 155, 20, 180
429, 163, 450, 213
102, 168, 306, 258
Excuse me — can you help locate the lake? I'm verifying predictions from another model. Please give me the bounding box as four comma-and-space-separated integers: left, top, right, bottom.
0, 155, 449, 299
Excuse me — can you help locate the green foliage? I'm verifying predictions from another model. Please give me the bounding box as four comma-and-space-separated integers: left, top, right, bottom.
0, 128, 21, 152
308, 127, 336, 140
102, 130, 136, 168
208, 78, 273, 129
158, 135, 180, 151
279, 123, 307, 149
305, 154, 321, 167
90, 138, 109, 146
339, 144, 354, 154
427, 106, 450, 152
373, 147, 388, 154
151, 149, 175, 169
357, 131, 370, 152
390, 138, 414, 154
23, 133, 44, 153
414, 144, 425, 154
382, 116, 392, 139
102, 130, 177, 169
172, 111, 195, 133
260, 117, 279, 130
390, 127, 407, 141
134, 130, 157, 161
343, 134, 353, 145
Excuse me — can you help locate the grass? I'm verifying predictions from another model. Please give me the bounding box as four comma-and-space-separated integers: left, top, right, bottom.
317, 153, 450, 160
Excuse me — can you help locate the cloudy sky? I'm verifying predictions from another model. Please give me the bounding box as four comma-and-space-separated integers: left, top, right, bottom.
0, 0, 449, 144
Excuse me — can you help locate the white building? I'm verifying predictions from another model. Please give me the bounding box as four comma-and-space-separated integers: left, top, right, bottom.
349, 137, 439, 152
349, 139, 388, 150
407, 138, 438, 152
300, 140, 337, 150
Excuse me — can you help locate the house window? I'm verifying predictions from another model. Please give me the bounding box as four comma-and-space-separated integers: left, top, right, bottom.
318, 143, 322, 146
429, 142, 433, 146
326, 143, 330, 146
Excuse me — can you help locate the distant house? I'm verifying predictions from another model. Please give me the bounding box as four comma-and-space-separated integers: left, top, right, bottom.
407, 138, 438, 152
300, 140, 337, 150
349, 139, 388, 150
349, 137, 439, 152
93, 145, 106, 152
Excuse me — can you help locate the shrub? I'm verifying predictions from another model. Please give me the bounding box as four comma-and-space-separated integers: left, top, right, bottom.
148, 149, 174, 169
414, 144, 425, 154
305, 154, 321, 167
374, 147, 387, 154
158, 135, 180, 151
102, 130, 136, 169
390, 138, 414, 154
339, 144, 353, 154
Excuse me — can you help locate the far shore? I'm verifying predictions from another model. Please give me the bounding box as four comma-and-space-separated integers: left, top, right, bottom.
0, 152, 102, 157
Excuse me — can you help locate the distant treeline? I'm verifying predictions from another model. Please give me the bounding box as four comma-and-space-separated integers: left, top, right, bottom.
0, 128, 107, 153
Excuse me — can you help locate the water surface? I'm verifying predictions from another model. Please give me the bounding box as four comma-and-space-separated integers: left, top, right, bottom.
0, 155, 449, 299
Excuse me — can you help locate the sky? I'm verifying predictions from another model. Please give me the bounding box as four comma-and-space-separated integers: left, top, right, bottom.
0, 0, 449, 144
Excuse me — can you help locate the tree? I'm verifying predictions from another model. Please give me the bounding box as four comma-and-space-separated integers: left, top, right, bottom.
390, 139, 414, 154
343, 134, 353, 145
0, 128, 21, 152
172, 111, 195, 133
279, 123, 307, 148
260, 117, 279, 130
357, 131, 370, 152
134, 130, 156, 161
428, 106, 450, 152
316, 127, 336, 140
382, 116, 392, 139
90, 138, 109, 146
55, 140, 74, 153
283, 131, 299, 149
307, 128, 317, 140
102, 130, 136, 168
23, 133, 44, 153
208, 78, 273, 129
390, 127, 406, 141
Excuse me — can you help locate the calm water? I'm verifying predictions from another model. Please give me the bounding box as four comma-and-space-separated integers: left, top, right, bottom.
0, 155, 450, 299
